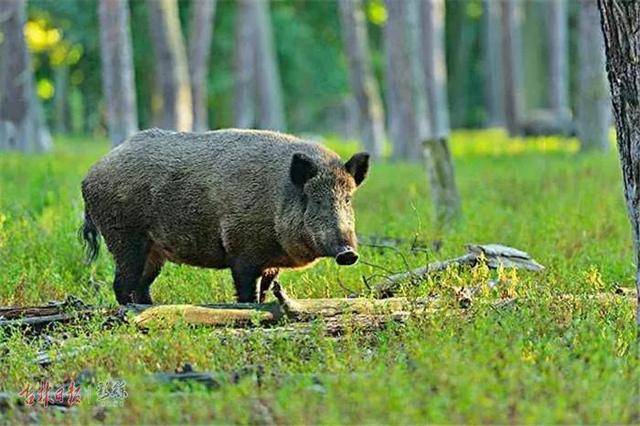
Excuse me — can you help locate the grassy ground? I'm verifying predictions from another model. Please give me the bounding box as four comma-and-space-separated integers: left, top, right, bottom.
0, 130, 637, 424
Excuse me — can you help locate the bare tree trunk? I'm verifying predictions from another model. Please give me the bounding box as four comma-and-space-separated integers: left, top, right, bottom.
338, 0, 385, 159
597, 0, 640, 326
99, 0, 138, 146
188, 0, 216, 132
247, 0, 285, 131
233, 0, 255, 128
420, 0, 461, 226
421, 0, 450, 139
0, 0, 51, 152
482, 0, 504, 127
406, 0, 430, 161
53, 65, 69, 134
577, 0, 610, 152
500, 0, 524, 137
448, 1, 478, 129
384, 0, 420, 161
548, 0, 570, 120
147, 0, 193, 131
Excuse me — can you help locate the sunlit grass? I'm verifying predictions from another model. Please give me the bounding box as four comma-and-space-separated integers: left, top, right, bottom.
0, 131, 637, 424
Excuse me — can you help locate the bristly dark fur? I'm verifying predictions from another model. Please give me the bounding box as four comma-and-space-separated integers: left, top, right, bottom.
81, 128, 369, 305
80, 210, 100, 263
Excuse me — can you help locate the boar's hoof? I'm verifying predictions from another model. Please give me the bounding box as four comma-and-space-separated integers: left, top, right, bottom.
335, 248, 359, 266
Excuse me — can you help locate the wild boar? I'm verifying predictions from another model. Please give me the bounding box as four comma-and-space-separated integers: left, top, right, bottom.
81, 128, 369, 305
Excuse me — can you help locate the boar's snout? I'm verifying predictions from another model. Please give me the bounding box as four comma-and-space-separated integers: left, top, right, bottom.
334, 245, 359, 266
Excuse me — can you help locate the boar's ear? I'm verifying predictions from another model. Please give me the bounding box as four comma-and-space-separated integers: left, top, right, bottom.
344, 152, 370, 186
290, 153, 318, 187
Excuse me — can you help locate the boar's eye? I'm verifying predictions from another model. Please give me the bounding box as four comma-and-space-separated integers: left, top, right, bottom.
345, 196, 352, 205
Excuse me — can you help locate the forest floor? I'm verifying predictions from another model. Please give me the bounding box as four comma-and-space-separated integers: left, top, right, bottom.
0, 130, 637, 424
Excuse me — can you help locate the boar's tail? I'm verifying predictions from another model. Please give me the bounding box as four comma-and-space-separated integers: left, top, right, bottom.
79, 210, 100, 263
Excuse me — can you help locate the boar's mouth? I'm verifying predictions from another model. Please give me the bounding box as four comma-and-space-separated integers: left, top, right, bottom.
334, 245, 359, 266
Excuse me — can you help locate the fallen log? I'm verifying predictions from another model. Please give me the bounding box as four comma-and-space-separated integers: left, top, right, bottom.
369, 243, 545, 297
134, 303, 284, 328
132, 286, 438, 329
272, 282, 437, 320
0, 296, 103, 333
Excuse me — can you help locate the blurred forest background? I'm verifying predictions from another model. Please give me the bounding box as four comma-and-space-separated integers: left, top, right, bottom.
0, 0, 610, 151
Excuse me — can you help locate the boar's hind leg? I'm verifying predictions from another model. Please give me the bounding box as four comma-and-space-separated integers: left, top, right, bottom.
111, 235, 151, 305
136, 246, 166, 305
231, 262, 261, 303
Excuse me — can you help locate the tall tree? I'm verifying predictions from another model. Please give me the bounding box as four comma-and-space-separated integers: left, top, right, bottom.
384, 0, 420, 161
577, 0, 610, 152
246, 0, 285, 131
99, 0, 138, 146
500, 0, 524, 136
420, 0, 461, 225
188, 0, 216, 132
0, 0, 51, 152
234, 0, 255, 128
338, 0, 385, 159
147, 0, 193, 131
482, 0, 504, 127
597, 0, 640, 326
548, 0, 570, 120
53, 65, 70, 134
406, 0, 430, 157
447, 1, 479, 129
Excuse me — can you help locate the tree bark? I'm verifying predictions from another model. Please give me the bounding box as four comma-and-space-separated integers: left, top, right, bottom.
577, 0, 610, 152
0, 0, 51, 152
384, 0, 420, 161
420, 0, 461, 226
233, 0, 255, 128
597, 0, 640, 326
548, 0, 570, 120
482, 0, 505, 127
247, 0, 285, 131
147, 0, 193, 131
99, 0, 138, 146
420, 0, 450, 139
406, 0, 430, 160
338, 0, 386, 159
53, 65, 70, 134
500, 0, 524, 137
448, 1, 479, 129
188, 0, 216, 132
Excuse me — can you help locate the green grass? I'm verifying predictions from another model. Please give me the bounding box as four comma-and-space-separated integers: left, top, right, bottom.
0, 130, 637, 424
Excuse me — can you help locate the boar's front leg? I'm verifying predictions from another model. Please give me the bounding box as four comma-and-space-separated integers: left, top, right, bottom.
259, 268, 279, 303
230, 261, 261, 303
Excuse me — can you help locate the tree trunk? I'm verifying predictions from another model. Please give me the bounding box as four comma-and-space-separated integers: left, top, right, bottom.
0, 0, 51, 152
99, 0, 138, 146
447, 1, 479, 129
500, 0, 524, 137
577, 0, 610, 152
147, 0, 193, 131
53, 66, 70, 134
233, 0, 255, 128
482, 0, 504, 127
421, 0, 450, 139
338, 0, 385, 159
406, 0, 430, 160
548, 0, 570, 120
247, 0, 285, 131
188, 0, 216, 132
420, 0, 461, 226
597, 0, 640, 326
384, 0, 420, 161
